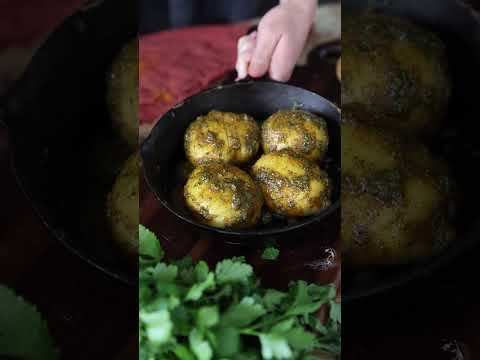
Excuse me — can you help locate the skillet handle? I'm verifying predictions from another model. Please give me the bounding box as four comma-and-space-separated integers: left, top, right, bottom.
222, 71, 280, 86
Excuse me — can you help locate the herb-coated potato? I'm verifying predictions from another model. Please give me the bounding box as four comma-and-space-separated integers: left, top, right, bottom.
342, 14, 451, 135
184, 162, 263, 229
262, 109, 329, 161
341, 110, 455, 267
107, 40, 138, 149
252, 151, 331, 217
184, 110, 260, 166
106, 152, 139, 263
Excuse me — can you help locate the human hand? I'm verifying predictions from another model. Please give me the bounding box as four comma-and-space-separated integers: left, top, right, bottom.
235, 0, 316, 82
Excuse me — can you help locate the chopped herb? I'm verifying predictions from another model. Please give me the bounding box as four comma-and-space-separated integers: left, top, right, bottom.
139, 225, 341, 360
262, 247, 280, 261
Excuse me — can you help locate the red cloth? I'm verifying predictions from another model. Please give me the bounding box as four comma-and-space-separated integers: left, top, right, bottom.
139, 23, 250, 126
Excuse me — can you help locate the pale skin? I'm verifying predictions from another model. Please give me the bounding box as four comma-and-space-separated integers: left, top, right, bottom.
235, 0, 317, 82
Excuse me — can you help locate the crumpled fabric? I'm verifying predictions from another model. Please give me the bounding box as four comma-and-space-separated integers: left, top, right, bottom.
139, 23, 250, 126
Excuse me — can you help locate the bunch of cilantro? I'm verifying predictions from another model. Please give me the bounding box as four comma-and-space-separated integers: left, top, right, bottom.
139, 225, 341, 360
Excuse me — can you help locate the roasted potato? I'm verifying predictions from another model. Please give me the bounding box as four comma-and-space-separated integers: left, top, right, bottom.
341, 110, 456, 267
184, 162, 263, 229
106, 152, 139, 263
252, 151, 331, 217
342, 14, 451, 135
184, 110, 260, 166
262, 109, 329, 161
107, 40, 138, 149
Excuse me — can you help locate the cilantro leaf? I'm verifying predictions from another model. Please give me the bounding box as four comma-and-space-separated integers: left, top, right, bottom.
0, 286, 58, 360
140, 309, 172, 346
263, 289, 287, 310
270, 318, 295, 333
286, 281, 325, 316
139, 224, 163, 261
216, 259, 253, 285
197, 306, 219, 328
285, 327, 317, 351
261, 247, 280, 261
215, 327, 241, 357
329, 301, 341, 324
172, 345, 196, 360
152, 263, 178, 282
189, 329, 213, 360
186, 272, 215, 301
259, 333, 292, 360
195, 261, 210, 282
221, 297, 266, 328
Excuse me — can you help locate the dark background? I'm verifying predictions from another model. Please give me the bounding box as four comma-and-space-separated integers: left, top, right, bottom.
0, 0, 479, 359
140, 0, 335, 33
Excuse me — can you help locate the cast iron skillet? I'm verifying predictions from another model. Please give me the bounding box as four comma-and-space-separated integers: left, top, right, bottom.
0, 0, 137, 284
342, 0, 480, 301
141, 81, 341, 238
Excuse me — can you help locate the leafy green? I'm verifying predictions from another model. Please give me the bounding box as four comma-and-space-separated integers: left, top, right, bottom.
221, 297, 266, 328
139, 225, 341, 360
0, 285, 58, 360
139, 224, 164, 262
215, 259, 253, 284
259, 333, 292, 359
262, 247, 280, 261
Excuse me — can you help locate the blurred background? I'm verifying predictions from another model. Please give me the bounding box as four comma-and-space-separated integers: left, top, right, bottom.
140, 0, 334, 33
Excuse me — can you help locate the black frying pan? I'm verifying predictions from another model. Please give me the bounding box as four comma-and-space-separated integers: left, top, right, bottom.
141, 81, 341, 238
0, 0, 137, 284
342, 0, 480, 301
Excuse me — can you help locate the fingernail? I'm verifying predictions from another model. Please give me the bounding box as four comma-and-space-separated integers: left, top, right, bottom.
236, 67, 246, 80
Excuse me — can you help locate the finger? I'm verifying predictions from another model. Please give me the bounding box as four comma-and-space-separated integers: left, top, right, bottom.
237, 31, 256, 54
235, 50, 254, 80
268, 35, 302, 82
248, 28, 281, 78
235, 32, 257, 80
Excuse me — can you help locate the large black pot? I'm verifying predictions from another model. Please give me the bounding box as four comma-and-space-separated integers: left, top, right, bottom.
342, 0, 480, 301
0, 0, 137, 284
141, 81, 341, 239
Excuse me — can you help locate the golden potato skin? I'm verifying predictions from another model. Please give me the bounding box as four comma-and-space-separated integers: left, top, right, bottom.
262, 109, 329, 161
184, 162, 263, 229
184, 110, 260, 166
341, 111, 455, 267
106, 152, 139, 263
252, 151, 331, 217
342, 14, 451, 135
107, 40, 138, 149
